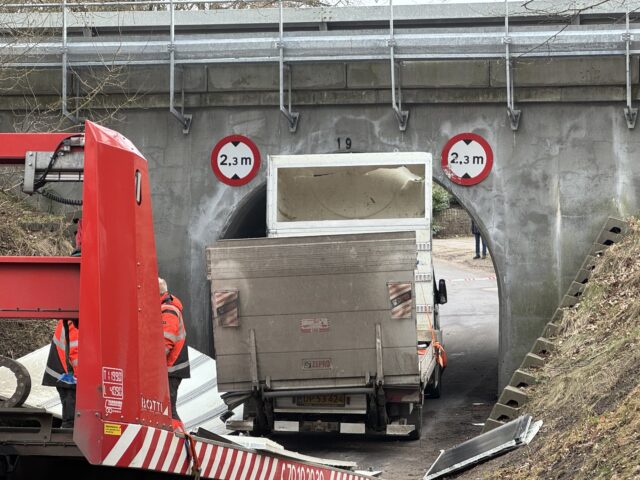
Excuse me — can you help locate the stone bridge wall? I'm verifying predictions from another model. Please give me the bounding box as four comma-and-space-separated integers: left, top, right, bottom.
1, 56, 639, 387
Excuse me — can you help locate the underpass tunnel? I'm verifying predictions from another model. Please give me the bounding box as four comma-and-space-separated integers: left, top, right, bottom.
221, 183, 267, 239
429, 179, 500, 433
220, 172, 500, 437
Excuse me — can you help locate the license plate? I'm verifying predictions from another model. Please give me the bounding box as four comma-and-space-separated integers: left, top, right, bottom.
296, 394, 346, 407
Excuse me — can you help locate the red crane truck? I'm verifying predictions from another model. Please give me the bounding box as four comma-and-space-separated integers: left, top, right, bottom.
0, 122, 376, 480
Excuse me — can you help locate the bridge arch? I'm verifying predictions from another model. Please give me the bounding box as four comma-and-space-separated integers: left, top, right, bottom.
433, 177, 503, 384
220, 182, 267, 240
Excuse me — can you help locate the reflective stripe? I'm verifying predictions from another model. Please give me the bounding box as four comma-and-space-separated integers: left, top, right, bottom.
161, 304, 182, 317
45, 366, 64, 380
53, 337, 67, 351
168, 360, 189, 373
163, 331, 186, 342
53, 320, 79, 376
53, 335, 77, 352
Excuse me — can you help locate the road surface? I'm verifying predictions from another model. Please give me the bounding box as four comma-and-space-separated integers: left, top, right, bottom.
276, 240, 499, 479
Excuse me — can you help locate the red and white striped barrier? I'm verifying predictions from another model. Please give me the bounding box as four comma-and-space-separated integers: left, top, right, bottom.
101, 423, 372, 480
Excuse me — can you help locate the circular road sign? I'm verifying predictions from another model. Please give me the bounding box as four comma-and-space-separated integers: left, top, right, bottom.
441, 133, 493, 186
211, 135, 261, 187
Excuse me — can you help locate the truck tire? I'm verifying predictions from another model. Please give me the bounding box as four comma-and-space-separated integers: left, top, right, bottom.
425, 363, 442, 399
0, 356, 31, 408
407, 404, 423, 440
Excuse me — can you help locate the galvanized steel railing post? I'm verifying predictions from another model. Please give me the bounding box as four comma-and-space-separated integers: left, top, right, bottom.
169, 0, 192, 134
61, 0, 81, 125
278, 0, 299, 133
389, 0, 408, 132
623, 8, 637, 129
503, 0, 521, 131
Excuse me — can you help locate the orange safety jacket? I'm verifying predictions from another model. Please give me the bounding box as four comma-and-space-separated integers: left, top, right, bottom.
43, 319, 79, 387
161, 293, 190, 378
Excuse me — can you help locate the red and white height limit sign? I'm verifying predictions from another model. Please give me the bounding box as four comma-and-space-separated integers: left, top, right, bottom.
211, 135, 261, 187
441, 133, 493, 186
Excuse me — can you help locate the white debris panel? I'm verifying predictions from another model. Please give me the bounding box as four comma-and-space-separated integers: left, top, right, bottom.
0, 346, 232, 434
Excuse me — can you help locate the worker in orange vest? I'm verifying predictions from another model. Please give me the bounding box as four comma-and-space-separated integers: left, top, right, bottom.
42, 318, 79, 428
159, 277, 190, 430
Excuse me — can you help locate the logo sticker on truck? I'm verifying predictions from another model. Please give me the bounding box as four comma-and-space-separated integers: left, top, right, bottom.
140, 395, 166, 415
388, 282, 413, 319
300, 318, 330, 333
302, 358, 333, 370
213, 289, 239, 327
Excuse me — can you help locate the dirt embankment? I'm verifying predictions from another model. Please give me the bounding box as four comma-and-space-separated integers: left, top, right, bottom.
0, 192, 75, 358
461, 218, 640, 480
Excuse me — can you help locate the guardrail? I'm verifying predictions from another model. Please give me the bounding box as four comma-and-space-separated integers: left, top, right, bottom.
1, 1, 638, 132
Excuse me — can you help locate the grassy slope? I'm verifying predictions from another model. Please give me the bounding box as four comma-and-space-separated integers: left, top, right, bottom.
462, 218, 640, 480
0, 192, 74, 358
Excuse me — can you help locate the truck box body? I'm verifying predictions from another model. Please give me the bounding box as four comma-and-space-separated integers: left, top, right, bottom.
266, 153, 436, 342
206, 152, 442, 436
207, 231, 419, 393
267, 152, 431, 238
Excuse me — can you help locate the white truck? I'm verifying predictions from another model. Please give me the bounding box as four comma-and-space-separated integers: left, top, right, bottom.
206, 152, 447, 439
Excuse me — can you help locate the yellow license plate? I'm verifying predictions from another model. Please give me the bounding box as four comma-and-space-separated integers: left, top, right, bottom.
297, 394, 346, 407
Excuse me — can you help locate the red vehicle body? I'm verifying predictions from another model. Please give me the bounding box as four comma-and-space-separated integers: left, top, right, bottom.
0, 122, 374, 480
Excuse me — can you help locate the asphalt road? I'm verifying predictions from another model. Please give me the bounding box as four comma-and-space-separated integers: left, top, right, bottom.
276, 253, 499, 480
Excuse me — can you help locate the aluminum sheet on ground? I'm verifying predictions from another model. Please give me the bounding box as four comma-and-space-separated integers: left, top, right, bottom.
424, 415, 533, 480
0, 346, 234, 434
221, 435, 358, 469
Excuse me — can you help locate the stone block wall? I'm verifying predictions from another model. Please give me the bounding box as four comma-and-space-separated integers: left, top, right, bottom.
434, 206, 472, 238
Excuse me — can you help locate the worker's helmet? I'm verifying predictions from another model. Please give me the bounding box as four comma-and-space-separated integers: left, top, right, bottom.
158, 277, 168, 295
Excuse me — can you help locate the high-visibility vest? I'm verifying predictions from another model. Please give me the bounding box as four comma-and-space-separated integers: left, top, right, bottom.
161, 295, 190, 378
161, 291, 183, 312
43, 319, 79, 386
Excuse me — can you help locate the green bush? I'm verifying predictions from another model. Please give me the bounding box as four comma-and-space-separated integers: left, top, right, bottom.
432, 183, 450, 214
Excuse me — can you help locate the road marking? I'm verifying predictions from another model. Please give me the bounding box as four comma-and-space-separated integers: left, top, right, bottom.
450, 275, 496, 283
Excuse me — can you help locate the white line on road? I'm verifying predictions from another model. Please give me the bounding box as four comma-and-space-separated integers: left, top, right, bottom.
450, 275, 496, 283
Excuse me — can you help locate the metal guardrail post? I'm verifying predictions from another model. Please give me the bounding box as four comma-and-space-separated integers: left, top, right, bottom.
623, 8, 637, 129
61, 0, 81, 125
503, 0, 521, 131
169, 0, 192, 134
389, 0, 408, 132
278, 0, 299, 133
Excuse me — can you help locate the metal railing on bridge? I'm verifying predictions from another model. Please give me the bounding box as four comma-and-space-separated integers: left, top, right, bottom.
1, 0, 639, 132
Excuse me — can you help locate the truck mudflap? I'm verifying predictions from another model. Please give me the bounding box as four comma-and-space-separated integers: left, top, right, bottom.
100, 422, 376, 479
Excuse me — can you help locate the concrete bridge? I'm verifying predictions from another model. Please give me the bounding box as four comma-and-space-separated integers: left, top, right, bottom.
1, 1, 640, 387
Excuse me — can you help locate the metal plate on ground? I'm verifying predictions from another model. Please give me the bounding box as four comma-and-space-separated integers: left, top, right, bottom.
424, 415, 532, 480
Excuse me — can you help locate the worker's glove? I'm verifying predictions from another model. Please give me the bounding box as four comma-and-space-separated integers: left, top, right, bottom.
59, 373, 77, 385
